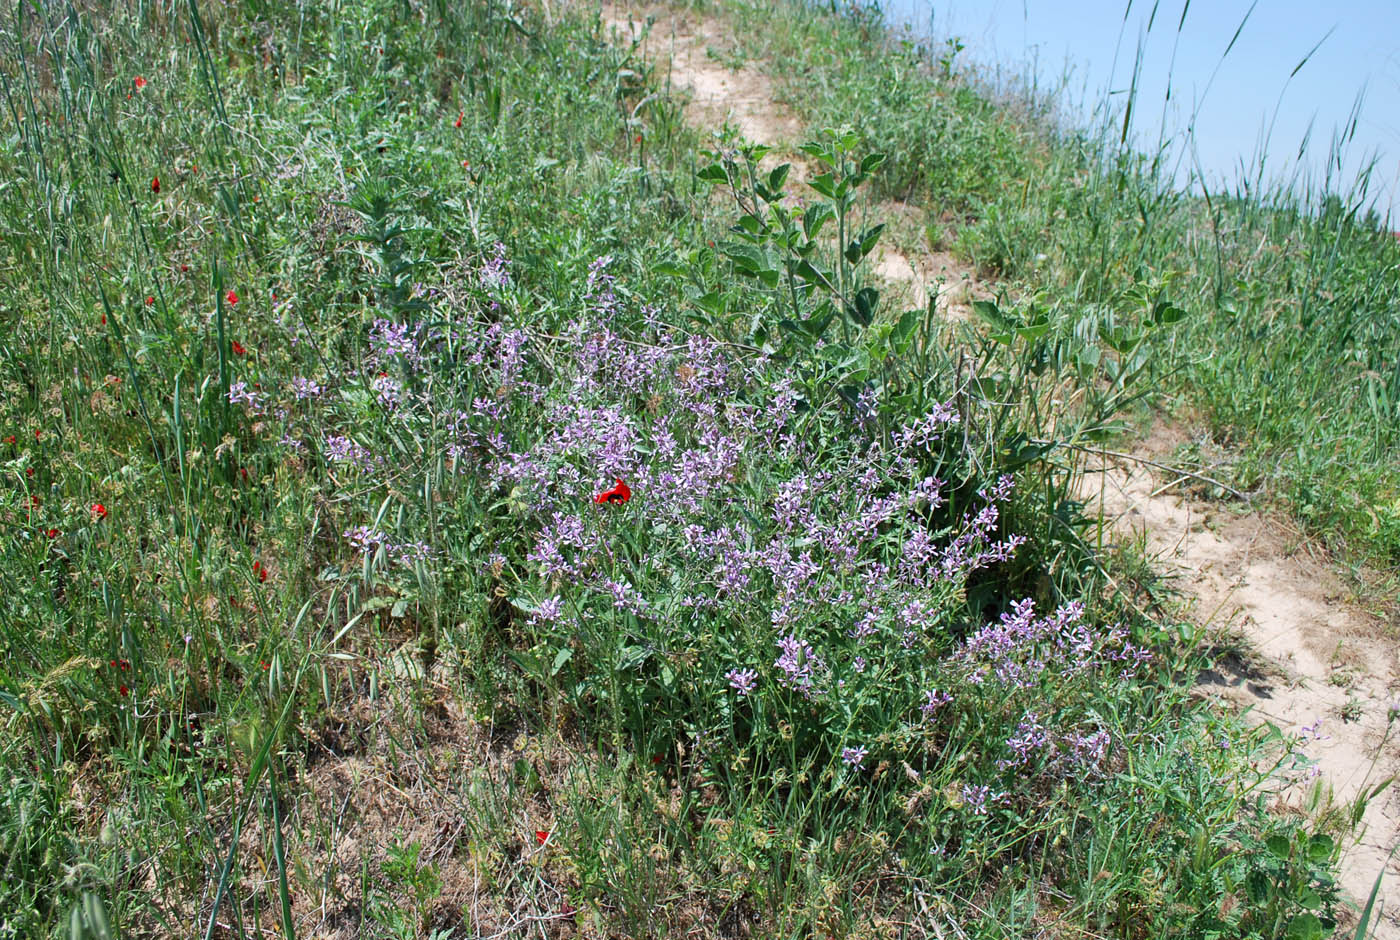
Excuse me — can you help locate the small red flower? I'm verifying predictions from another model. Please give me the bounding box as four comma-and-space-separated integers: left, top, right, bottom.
635, 134, 642, 145
179, 264, 189, 273
225, 289, 239, 306
119, 684, 129, 696
535, 830, 549, 846
145, 295, 155, 305
651, 753, 663, 765
3, 436, 14, 444
594, 478, 631, 505
253, 560, 267, 583
25, 467, 33, 477
45, 528, 59, 538
34, 429, 42, 441
100, 314, 107, 325
231, 340, 247, 356
454, 110, 463, 128
91, 502, 107, 520
133, 75, 147, 90
150, 175, 160, 194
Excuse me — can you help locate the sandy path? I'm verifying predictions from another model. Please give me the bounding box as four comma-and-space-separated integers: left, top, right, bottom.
1079, 427, 1399, 935
601, 2, 983, 323
599, 2, 1398, 932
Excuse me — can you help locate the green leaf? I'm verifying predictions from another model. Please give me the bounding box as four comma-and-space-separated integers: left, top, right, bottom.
767, 163, 792, 193
550, 647, 573, 677
1151, 298, 1188, 325
803, 203, 834, 239
859, 152, 887, 174
652, 260, 687, 278
1284, 913, 1324, 940
1266, 834, 1292, 859
1307, 833, 1335, 862
973, 299, 1012, 330
858, 223, 885, 258
848, 287, 879, 327
807, 172, 837, 200
696, 164, 730, 184
693, 291, 725, 317
892, 308, 919, 352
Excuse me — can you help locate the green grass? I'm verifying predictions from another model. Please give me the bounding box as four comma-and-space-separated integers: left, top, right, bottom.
720, 0, 1400, 575
0, 0, 1373, 937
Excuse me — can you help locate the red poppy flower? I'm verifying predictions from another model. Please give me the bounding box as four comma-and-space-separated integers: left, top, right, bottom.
225, 289, 239, 306
3, 436, 13, 444
454, 110, 463, 128
133, 75, 146, 90
231, 340, 247, 356
151, 176, 160, 194
45, 528, 59, 538
145, 295, 155, 305
25, 467, 33, 477
34, 429, 42, 441
594, 478, 631, 505
179, 264, 189, 273
635, 134, 642, 145
535, 830, 549, 846
119, 685, 129, 696
91, 502, 107, 520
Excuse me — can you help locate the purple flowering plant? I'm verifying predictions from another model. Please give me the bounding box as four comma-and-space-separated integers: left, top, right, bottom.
359, 253, 1164, 834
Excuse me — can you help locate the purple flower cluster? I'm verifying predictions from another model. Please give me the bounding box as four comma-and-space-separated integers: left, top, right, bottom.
227, 380, 264, 410
727, 668, 758, 697
290, 376, 324, 400
957, 598, 1150, 692
324, 434, 377, 472
961, 783, 1004, 816
410, 260, 1146, 798
371, 373, 404, 410
342, 525, 433, 566
369, 319, 424, 368
479, 242, 512, 291
774, 634, 824, 696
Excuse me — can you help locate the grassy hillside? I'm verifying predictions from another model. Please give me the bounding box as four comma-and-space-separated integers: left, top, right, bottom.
0, 0, 1383, 937
720, 0, 1400, 573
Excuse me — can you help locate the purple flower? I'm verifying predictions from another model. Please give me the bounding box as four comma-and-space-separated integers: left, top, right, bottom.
920, 688, 952, 717
533, 596, 564, 624
726, 668, 757, 697
480, 242, 512, 290
841, 745, 868, 769
290, 376, 324, 400
371, 373, 403, 410
961, 783, 1001, 815
227, 380, 264, 410
774, 635, 822, 695
324, 435, 376, 471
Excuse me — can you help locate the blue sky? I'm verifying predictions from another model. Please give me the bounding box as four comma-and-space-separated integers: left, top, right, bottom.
885, 0, 1400, 220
